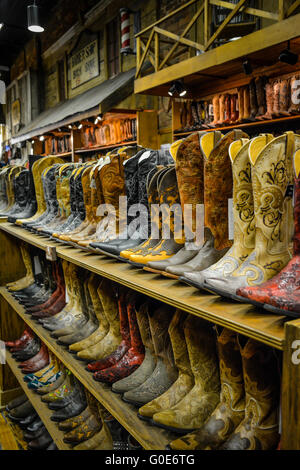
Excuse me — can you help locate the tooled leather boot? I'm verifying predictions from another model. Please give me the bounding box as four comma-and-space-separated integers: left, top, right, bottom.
272, 81, 281, 117
243, 86, 251, 121
178, 130, 248, 286
220, 339, 280, 450
73, 408, 113, 450
112, 300, 156, 394
168, 328, 245, 450
249, 78, 258, 120
216, 94, 225, 126
87, 287, 131, 372
122, 304, 177, 407
230, 94, 239, 124
128, 166, 185, 266
279, 78, 291, 116
31, 262, 66, 319
204, 132, 300, 300
289, 75, 300, 114
138, 310, 193, 421
7, 243, 34, 291
145, 132, 208, 276
237, 147, 300, 316
76, 279, 121, 361
237, 87, 244, 122
188, 136, 271, 292
261, 82, 274, 120
152, 316, 220, 434
255, 76, 267, 119
93, 291, 144, 384
209, 95, 220, 127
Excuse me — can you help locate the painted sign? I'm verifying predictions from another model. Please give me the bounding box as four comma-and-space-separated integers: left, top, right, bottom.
70, 38, 99, 89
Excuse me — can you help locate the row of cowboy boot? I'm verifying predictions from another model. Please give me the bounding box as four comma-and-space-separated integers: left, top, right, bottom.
144, 129, 247, 279
167, 328, 280, 450
0, 165, 24, 216
236, 146, 300, 316
194, 131, 300, 301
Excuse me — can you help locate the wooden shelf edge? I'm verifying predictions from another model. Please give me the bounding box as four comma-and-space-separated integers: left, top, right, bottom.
0, 223, 286, 351
0, 287, 174, 450
5, 350, 71, 451
75, 141, 137, 154
173, 114, 300, 137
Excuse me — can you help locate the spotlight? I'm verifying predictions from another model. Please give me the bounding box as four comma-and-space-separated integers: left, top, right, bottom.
168, 80, 187, 97
39, 136, 44, 141
68, 124, 72, 129
94, 117, 99, 124
0, 23, 4, 31
31, 140, 34, 144
243, 59, 252, 75
27, 2, 44, 33
279, 41, 298, 65
78, 123, 83, 130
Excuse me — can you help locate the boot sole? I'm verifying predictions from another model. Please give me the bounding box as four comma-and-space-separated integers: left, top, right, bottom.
137, 412, 153, 423
150, 418, 196, 435
263, 303, 299, 318
121, 396, 145, 407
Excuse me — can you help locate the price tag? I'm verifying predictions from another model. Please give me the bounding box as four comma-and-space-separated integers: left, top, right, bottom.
228, 198, 234, 240
46, 246, 57, 261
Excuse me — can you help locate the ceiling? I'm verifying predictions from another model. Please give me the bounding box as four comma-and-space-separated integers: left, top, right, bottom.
0, 0, 59, 69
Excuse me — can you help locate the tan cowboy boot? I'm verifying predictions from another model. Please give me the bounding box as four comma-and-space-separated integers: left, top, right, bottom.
168, 328, 245, 450
152, 315, 220, 433
7, 243, 34, 290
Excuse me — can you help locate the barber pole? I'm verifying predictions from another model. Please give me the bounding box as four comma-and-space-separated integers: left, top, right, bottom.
120, 8, 133, 54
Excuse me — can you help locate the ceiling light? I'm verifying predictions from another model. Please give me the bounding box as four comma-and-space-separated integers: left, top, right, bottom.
27, 2, 44, 33
31, 140, 34, 144
243, 59, 252, 75
39, 136, 44, 141
279, 41, 298, 65
94, 117, 99, 124
68, 124, 72, 129
168, 80, 187, 97
78, 123, 83, 129
0, 23, 4, 31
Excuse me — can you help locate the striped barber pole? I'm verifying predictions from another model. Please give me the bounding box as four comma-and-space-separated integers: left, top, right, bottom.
120, 7, 133, 54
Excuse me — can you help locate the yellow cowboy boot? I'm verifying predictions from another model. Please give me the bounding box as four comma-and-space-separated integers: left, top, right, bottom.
7, 243, 34, 291
77, 279, 121, 361
69, 278, 109, 353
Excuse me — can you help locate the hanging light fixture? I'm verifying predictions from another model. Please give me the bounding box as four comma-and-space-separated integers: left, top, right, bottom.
27, 1, 44, 33
168, 80, 187, 97
279, 41, 298, 66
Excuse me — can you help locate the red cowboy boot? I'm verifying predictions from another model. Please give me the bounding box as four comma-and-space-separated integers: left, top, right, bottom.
5, 328, 34, 349
93, 292, 145, 384
87, 288, 131, 372
31, 264, 66, 318
26, 263, 59, 313
237, 149, 300, 317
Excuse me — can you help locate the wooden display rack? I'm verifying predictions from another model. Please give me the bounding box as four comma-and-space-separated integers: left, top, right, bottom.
0, 222, 300, 449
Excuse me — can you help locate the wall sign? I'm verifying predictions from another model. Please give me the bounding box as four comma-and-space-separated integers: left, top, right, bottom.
70, 38, 99, 89
11, 99, 21, 127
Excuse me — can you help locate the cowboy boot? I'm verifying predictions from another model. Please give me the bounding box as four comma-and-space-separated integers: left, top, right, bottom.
188, 136, 271, 291
93, 292, 144, 384
272, 81, 281, 117
146, 132, 208, 275
204, 132, 300, 299
243, 86, 251, 121
279, 78, 291, 116
216, 95, 225, 125
230, 94, 239, 124
87, 287, 131, 372
288, 75, 300, 114
112, 300, 156, 394
74, 420, 113, 450
138, 310, 193, 420
179, 130, 248, 286
249, 78, 258, 120
7, 243, 34, 291
260, 82, 274, 120
237, 147, 300, 315
128, 166, 185, 266
122, 304, 177, 407
223, 94, 231, 125
63, 393, 102, 444
220, 339, 280, 450
255, 76, 267, 119
152, 316, 220, 434
77, 279, 122, 361
68, 278, 109, 353
168, 328, 245, 450
209, 95, 220, 127
237, 87, 244, 122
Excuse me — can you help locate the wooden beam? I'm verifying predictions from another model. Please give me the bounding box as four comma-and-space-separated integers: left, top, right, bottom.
134, 12, 300, 95
135, 28, 155, 78
140, 39, 156, 69
204, 0, 209, 45
287, 0, 300, 18
278, 0, 285, 21
154, 32, 159, 72
154, 26, 204, 51
158, 4, 205, 70
136, 37, 141, 74
205, 0, 248, 50
209, 0, 278, 21
136, 0, 199, 37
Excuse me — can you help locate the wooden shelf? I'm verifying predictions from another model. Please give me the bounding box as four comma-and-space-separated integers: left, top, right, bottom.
75, 141, 137, 154
5, 349, 71, 451
0, 223, 287, 350
173, 115, 300, 137
0, 287, 175, 450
